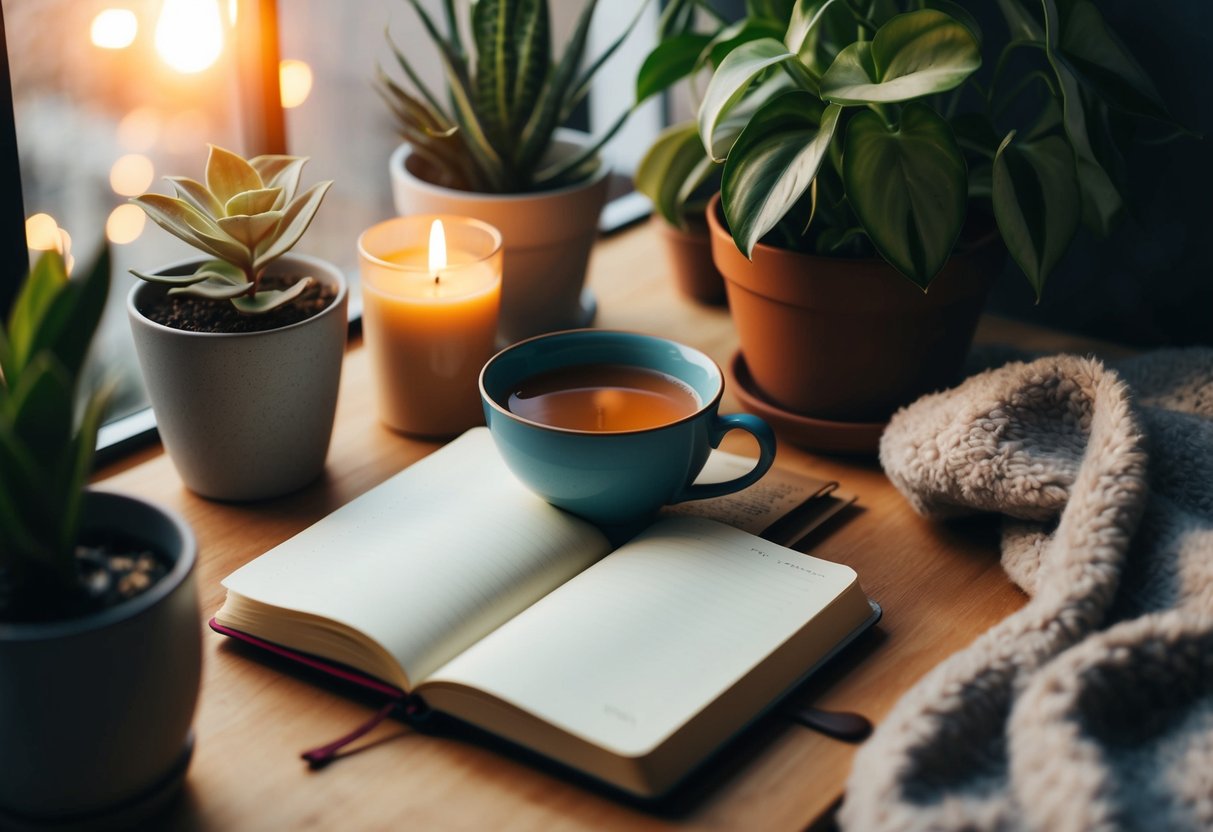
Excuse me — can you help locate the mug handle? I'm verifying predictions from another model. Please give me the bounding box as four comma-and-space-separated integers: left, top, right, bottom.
672, 413, 776, 503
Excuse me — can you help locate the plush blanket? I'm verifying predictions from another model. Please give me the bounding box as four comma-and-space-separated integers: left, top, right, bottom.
839, 349, 1213, 832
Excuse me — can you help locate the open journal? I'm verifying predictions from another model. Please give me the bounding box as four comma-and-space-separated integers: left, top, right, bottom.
213, 428, 877, 797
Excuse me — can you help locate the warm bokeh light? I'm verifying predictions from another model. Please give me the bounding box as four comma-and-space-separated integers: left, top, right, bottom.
279, 59, 314, 109
110, 154, 155, 196
106, 204, 147, 245
155, 0, 224, 74
228, 0, 238, 25
117, 107, 162, 151
25, 213, 60, 250
91, 8, 138, 49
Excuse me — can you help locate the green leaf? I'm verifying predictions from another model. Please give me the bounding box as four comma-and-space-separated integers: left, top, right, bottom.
25, 247, 110, 384
720, 91, 840, 257
922, 0, 982, 45
843, 102, 968, 288
1041, 0, 1122, 234
698, 38, 803, 161
230, 278, 313, 314
206, 145, 263, 205
635, 122, 713, 226
7, 352, 73, 466
0, 420, 46, 566
785, 0, 844, 56
129, 268, 208, 287
406, 0, 508, 188
517, 0, 599, 178
996, 0, 1043, 41
165, 176, 224, 219
56, 381, 112, 557
636, 33, 714, 103
1056, 0, 1175, 126
511, 0, 550, 130
820, 9, 980, 105
224, 188, 283, 218
7, 250, 67, 374
705, 17, 787, 70
386, 28, 455, 128
254, 181, 332, 269
564, 0, 653, 120
473, 0, 517, 144
993, 131, 1079, 299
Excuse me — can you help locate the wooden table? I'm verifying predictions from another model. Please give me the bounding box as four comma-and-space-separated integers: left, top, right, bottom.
96, 222, 1129, 830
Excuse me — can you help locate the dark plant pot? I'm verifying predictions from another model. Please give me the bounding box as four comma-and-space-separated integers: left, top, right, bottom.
707, 194, 1003, 423
654, 213, 727, 306
0, 490, 201, 826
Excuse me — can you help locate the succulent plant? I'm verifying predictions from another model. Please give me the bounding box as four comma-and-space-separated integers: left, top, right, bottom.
379, 0, 647, 194
131, 145, 332, 314
0, 249, 111, 620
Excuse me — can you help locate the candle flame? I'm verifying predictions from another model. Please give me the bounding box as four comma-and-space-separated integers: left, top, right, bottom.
428, 219, 447, 280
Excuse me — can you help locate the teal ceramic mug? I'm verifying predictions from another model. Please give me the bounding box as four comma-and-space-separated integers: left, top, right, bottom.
479, 329, 776, 525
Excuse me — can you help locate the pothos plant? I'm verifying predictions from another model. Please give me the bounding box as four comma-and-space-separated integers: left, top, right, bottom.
131, 145, 332, 314
0, 250, 110, 621
379, 0, 648, 194
634, 0, 792, 227
675, 0, 1185, 297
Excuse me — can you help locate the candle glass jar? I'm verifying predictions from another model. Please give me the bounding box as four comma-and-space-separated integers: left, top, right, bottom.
358, 215, 503, 437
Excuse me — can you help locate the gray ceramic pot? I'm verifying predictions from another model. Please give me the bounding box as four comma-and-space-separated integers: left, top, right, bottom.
390, 129, 608, 345
128, 253, 348, 501
0, 490, 200, 825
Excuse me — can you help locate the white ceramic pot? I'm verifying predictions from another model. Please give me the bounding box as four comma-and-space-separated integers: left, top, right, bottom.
0, 490, 200, 826
128, 253, 348, 501
390, 129, 609, 345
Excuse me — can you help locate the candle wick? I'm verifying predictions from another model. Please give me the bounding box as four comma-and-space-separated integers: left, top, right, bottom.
432, 272, 440, 285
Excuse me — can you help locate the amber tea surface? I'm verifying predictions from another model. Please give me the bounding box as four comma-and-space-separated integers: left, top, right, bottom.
506, 364, 702, 432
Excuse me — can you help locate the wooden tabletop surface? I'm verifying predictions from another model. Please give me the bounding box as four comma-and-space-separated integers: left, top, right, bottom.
95, 220, 1130, 831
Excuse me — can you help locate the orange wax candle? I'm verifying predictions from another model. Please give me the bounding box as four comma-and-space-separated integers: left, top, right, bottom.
358, 215, 503, 437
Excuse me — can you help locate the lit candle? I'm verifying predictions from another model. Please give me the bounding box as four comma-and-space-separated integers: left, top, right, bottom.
358, 215, 503, 437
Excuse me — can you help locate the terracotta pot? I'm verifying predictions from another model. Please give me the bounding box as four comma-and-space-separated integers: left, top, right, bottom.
707, 194, 1003, 423
0, 491, 200, 826
390, 129, 609, 345
654, 212, 727, 306
128, 253, 348, 501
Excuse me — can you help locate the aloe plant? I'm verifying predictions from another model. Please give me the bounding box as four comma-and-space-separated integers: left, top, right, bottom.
131, 146, 332, 314
0, 250, 110, 620
684, 0, 1187, 297
380, 0, 648, 194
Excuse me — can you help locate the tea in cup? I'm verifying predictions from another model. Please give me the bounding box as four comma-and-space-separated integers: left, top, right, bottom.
480, 330, 775, 525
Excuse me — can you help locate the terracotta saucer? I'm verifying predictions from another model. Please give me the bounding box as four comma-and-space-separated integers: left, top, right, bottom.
728, 351, 887, 456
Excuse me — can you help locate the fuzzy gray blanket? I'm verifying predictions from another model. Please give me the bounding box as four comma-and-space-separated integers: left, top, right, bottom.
839, 349, 1213, 832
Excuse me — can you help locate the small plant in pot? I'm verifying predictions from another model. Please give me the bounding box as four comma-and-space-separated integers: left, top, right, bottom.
128, 145, 348, 500
381, 0, 646, 343
0, 250, 201, 825
695, 0, 1184, 443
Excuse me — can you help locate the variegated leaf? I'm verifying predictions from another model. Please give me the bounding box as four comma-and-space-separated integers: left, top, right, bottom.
254, 182, 332, 269
206, 145, 263, 205
165, 176, 224, 218
131, 194, 248, 265
169, 277, 255, 300
230, 277, 313, 313
224, 188, 283, 218
218, 211, 284, 249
